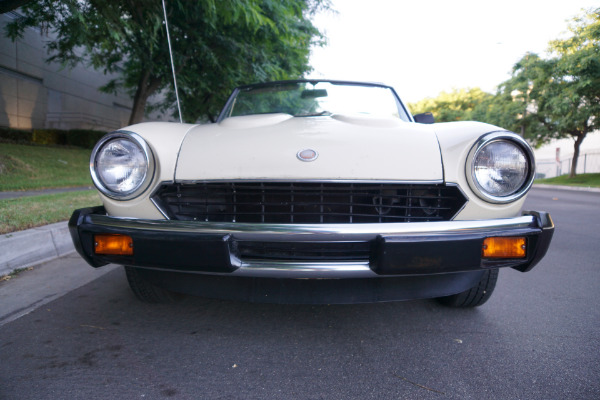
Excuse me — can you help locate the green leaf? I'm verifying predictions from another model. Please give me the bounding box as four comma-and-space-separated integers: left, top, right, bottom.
4, 0, 330, 124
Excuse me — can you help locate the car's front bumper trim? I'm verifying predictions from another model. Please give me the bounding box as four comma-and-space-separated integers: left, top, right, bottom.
69, 207, 554, 278
233, 261, 373, 278
79, 210, 538, 237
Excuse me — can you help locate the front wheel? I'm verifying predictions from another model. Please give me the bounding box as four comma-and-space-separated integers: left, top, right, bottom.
124, 266, 183, 303
436, 269, 499, 308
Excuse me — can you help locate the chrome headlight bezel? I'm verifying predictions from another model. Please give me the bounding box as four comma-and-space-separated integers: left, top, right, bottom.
466, 132, 535, 204
90, 131, 155, 200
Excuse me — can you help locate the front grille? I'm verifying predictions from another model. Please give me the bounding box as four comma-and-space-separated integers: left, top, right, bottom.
232, 241, 372, 262
152, 182, 467, 224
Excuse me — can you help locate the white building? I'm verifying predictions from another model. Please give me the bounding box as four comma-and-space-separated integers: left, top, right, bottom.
0, 12, 167, 132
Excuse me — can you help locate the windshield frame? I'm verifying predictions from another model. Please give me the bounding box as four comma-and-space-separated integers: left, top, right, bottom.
216, 79, 414, 123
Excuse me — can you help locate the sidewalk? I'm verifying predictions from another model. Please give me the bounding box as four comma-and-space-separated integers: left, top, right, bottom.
0, 186, 93, 200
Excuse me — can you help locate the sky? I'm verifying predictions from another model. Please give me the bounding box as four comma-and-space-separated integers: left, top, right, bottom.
307, 0, 599, 104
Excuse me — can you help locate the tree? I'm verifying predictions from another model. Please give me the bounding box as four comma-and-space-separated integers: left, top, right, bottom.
408, 88, 493, 123
544, 8, 600, 177
0, 0, 32, 14
487, 8, 600, 177
407, 9, 599, 177
472, 53, 557, 141
5, 0, 329, 124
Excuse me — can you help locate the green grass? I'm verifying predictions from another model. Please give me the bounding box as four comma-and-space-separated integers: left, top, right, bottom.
535, 173, 600, 188
0, 143, 100, 234
0, 190, 101, 234
0, 143, 92, 191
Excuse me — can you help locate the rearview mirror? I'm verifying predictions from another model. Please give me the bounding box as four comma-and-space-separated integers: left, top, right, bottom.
301, 89, 328, 99
413, 112, 435, 124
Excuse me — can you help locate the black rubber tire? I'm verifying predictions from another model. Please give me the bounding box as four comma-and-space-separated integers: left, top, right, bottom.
124, 266, 182, 303
436, 269, 499, 308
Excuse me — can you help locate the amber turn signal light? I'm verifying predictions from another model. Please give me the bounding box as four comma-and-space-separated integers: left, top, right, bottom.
94, 234, 133, 256
482, 237, 526, 259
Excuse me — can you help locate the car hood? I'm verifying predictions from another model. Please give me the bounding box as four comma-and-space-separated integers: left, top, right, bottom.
175, 113, 443, 182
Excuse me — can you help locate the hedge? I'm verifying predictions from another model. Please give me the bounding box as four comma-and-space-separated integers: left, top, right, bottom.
64, 129, 107, 148
0, 127, 107, 149
0, 127, 33, 144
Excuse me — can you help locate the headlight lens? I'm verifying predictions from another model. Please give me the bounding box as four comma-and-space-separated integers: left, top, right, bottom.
468, 133, 534, 203
91, 132, 154, 199
474, 141, 528, 196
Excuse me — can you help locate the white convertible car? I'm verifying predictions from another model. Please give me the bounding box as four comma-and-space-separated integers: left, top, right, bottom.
69, 80, 554, 306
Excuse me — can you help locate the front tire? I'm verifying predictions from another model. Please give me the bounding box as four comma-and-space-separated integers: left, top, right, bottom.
436, 269, 499, 308
124, 266, 182, 303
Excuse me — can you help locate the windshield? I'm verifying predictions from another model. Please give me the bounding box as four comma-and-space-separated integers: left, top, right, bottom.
220, 81, 410, 121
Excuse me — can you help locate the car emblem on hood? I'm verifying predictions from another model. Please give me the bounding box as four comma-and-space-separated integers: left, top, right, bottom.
297, 149, 318, 162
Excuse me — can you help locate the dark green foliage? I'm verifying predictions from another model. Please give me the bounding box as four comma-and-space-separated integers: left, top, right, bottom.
65, 129, 107, 149
0, 127, 105, 149
0, 0, 30, 13
0, 127, 33, 144
408, 88, 493, 122
5, 0, 330, 124
32, 129, 64, 145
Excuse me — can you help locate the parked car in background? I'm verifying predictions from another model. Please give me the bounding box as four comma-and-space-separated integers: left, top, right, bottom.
69, 80, 554, 306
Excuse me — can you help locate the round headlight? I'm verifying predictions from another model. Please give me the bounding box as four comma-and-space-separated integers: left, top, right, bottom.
91, 132, 154, 199
467, 133, 534, 203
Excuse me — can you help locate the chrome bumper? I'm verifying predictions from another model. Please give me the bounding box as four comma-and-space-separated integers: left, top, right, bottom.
69, 207, 554, 278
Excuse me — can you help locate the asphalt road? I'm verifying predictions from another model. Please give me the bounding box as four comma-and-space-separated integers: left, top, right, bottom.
0, 187, 598, 399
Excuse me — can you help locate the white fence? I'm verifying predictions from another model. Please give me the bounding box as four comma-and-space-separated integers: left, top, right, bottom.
536, 150, 600, 179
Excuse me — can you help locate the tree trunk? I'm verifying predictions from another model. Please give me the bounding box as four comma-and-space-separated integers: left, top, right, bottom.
129, 71, 151, 125
569, 132, 586, 178
129, 92, 149, 125
128, 71, 163, 125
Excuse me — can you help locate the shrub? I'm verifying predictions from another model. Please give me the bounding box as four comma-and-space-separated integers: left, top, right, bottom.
66, 129, 107, 149
32, 129, 66, 145
0, 127, 107, 149
0, 127, 33, 144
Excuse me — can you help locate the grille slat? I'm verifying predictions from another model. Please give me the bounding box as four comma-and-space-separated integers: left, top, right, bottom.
169, 200, 454, 210
152, 182, 467, 224
173, 211, 447, 219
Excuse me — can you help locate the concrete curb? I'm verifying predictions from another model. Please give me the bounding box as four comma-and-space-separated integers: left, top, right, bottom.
0, 221, 75, 277
533, 184, 600, 193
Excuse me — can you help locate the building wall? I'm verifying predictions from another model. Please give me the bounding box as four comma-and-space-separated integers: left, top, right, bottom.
0, 13, 168, 132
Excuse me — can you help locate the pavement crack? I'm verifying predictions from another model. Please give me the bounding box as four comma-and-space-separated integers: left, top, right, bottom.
393, 372, 445, 395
